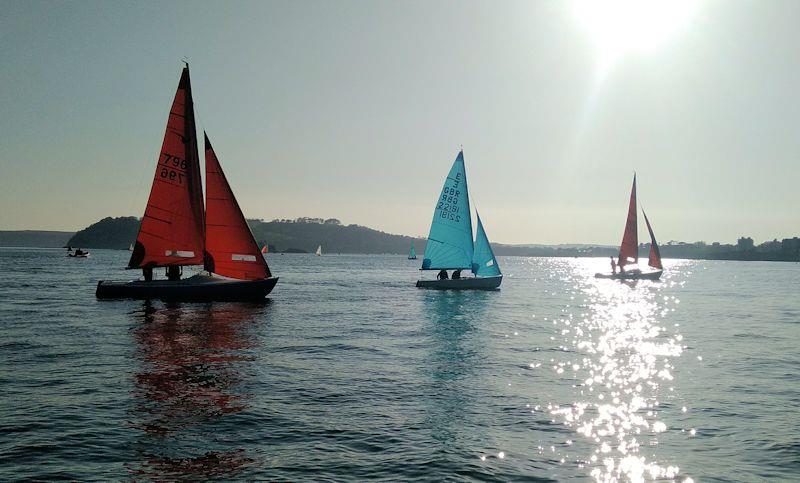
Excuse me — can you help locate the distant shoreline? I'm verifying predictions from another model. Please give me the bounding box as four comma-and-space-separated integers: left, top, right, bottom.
3, 220, 798, 263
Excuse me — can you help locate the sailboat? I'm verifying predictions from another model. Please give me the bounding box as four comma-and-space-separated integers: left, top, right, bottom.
315, 245, 322, 256
408, 240, 417, 260
595, 174, 663, 280
261, 245, 268, 254
416, 150, 502, 290
96, 64, 278, 301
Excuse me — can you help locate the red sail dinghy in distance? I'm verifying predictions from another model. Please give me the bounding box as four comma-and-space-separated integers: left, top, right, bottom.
96, 65, 278, 301
595, 175, 663, 280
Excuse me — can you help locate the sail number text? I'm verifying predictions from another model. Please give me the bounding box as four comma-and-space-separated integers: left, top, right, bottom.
437, 175, 462, 222
158, 153, 188, 185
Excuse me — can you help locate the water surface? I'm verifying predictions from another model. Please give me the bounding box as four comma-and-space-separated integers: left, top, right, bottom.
1, 249, 798, 481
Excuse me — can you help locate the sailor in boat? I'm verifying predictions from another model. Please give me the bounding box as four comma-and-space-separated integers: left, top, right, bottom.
452, 270, 462, 280
166, 266, 181, 281
618, 261, 625, 274
143, 267, 153, 282
437, 269, 449, 280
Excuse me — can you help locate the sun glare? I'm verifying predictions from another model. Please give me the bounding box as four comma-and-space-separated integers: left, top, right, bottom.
571, 0, 698, 79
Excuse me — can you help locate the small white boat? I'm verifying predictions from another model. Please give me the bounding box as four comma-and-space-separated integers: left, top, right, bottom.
315, 245, 322, 256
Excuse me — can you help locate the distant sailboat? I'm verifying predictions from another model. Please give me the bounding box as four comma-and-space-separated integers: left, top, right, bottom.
96, 64, 278, 300
416, 150, 502, 290
261, 245, 268, 254
595, 175, 663, 280
315, 245, 322, 256
128, 243, 134, 251
408, 241, 417, 260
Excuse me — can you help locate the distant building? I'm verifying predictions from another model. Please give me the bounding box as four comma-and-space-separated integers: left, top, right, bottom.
736, 237, 754, 251
782, 237, 800, 254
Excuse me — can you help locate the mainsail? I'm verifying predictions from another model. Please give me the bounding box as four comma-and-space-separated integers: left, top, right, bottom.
643, 210, 662, 270
203, 133, 270, 280
409, 241, 417, 259
618, 175, 639, 268
472, 212, 501, 277
421, 151, 474, 270
129, 66, 205, 269
316, 245, 322, 256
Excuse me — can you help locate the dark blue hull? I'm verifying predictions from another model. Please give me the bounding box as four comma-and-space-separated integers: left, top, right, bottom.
96, 274, 278, 301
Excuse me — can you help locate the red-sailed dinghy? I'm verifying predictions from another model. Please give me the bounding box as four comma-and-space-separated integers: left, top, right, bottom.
96, 65, 278, 301
595, 175, 663, 280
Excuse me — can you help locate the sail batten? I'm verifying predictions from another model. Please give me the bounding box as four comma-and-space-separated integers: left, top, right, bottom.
421, 151, 474, 270
618, 175, 638, 268
643, 210, 663, 270
128, 66, 205, 269
203, 133, 271, 280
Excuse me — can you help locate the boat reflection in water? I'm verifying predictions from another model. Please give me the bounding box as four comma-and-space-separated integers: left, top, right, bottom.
126, 300, 270, 480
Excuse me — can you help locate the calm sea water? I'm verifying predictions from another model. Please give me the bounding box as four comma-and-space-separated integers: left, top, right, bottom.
0, 248, 798, 481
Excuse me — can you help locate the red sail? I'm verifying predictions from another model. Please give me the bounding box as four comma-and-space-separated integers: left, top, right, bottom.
128, 66, 205, 269
618, 175, 638, 268
203, 133, 271, 280
643, 210, 663, 270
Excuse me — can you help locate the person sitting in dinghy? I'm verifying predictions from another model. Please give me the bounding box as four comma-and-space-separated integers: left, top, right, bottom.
452, 270, 462, 280
437, 269, 449, 280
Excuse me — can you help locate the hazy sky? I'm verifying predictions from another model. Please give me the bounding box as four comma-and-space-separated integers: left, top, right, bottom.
1, 0, 798, 244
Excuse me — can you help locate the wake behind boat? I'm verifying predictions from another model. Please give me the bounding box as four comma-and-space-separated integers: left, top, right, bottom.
96, 65, 278, 301
595, 175, 663, 280
416, 150, 502, 290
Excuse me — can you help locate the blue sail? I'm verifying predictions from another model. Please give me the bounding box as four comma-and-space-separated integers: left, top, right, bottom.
472, 211, 501, 277
421, 151, 474, 270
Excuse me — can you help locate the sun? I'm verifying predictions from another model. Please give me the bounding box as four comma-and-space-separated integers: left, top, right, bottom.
571, 0, 698, 79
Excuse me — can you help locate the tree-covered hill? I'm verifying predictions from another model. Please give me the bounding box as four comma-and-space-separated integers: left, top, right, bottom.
65, 216, 427, 254
66, 217, 141, 249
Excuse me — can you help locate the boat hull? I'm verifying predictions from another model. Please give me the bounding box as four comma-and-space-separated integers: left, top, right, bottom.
594, 270, 662, 280
416, 275, 502, 290
96, 274, 278, 301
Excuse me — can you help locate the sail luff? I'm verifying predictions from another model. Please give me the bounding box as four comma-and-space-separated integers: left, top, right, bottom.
618, 175, 638, 268
421, 150, 474, 270
203, 133, 270, 280
643, 210, 663, 270
128, 66, 205, 269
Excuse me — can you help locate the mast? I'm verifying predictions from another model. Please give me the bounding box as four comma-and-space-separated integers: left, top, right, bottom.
128, 65, 205, 270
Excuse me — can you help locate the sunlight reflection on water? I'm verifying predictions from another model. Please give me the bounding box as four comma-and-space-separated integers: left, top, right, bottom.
549, 259, 689, 482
